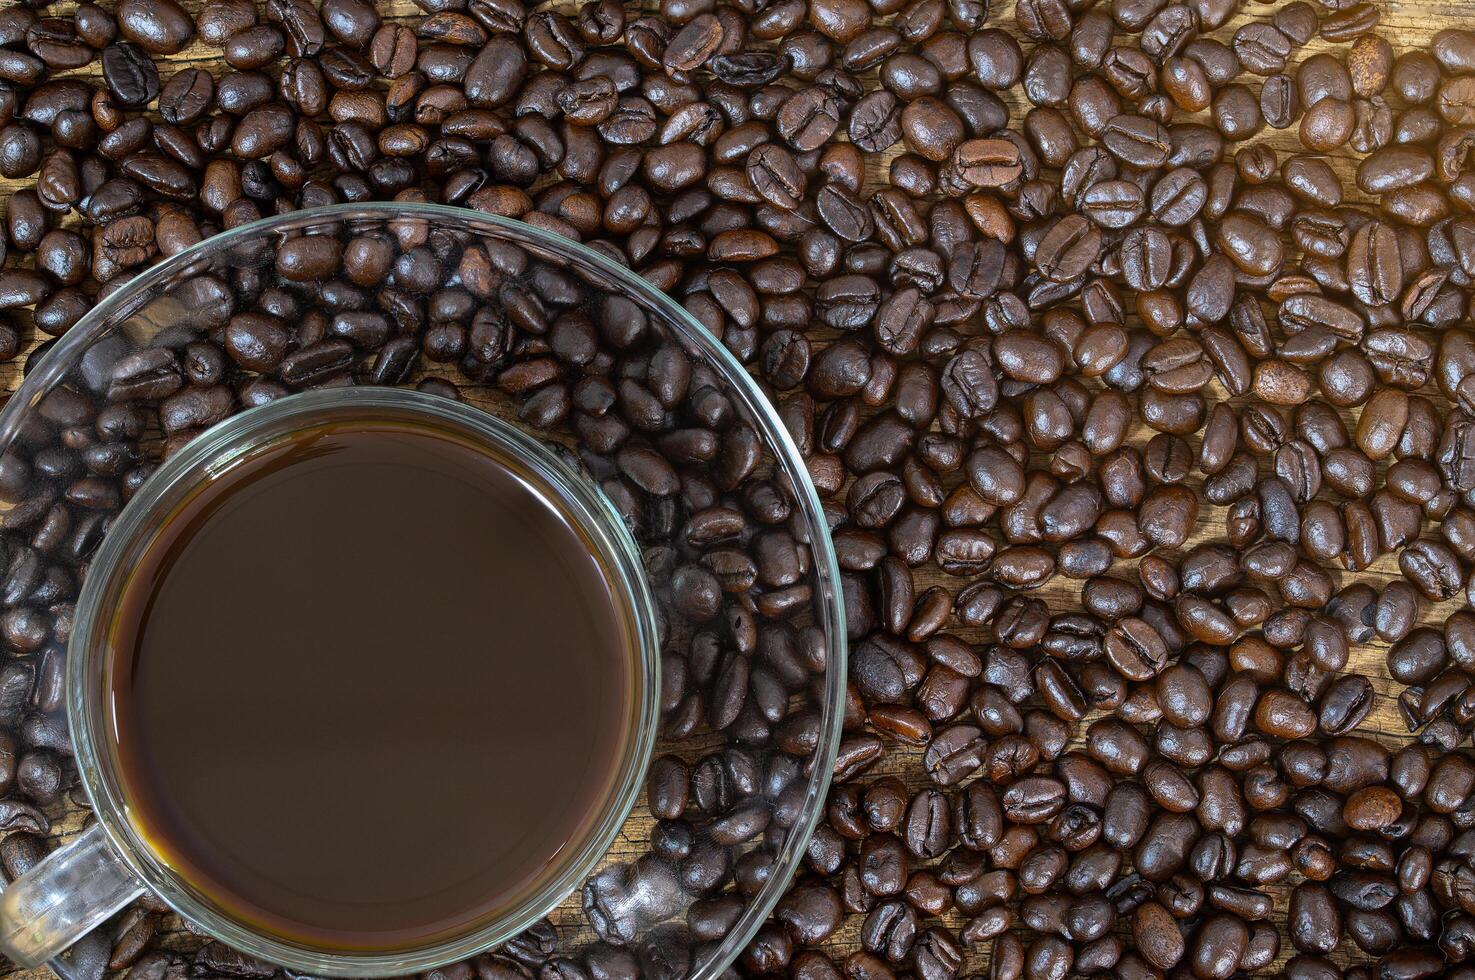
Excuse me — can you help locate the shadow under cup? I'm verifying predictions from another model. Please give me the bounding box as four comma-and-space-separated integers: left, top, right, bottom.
69, 388, 661, 974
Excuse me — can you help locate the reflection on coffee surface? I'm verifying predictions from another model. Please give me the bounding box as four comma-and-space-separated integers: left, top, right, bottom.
106, 419, 635, 950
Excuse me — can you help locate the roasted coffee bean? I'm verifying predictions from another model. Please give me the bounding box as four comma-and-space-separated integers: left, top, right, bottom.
115, 0, 194, 55
101, 43, 160, 108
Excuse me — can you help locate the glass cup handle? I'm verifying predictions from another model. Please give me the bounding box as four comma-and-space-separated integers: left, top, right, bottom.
0, 823, 145, 968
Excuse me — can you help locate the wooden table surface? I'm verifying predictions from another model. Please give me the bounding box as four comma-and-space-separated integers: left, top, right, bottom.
4, 0, 1475, 977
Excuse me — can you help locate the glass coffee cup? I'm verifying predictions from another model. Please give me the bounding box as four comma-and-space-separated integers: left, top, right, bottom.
0, 203, 847, 980
0, 387, 662, 976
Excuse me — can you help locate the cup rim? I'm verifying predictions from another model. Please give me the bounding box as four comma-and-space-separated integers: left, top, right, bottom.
68, 387, 663, 975
3, 202, 846, 980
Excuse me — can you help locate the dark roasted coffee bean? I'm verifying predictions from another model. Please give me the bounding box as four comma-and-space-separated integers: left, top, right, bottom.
101, 43, 159, 107
116, 0, 194, 55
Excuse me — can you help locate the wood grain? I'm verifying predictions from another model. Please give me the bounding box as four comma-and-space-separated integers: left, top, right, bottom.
3, 0, 1475, 977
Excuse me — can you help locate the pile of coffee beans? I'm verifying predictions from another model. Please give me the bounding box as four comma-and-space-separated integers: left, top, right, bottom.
3, 0, 1475, 978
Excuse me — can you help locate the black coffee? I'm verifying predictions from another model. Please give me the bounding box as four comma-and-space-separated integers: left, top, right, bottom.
105, 417, 637, 951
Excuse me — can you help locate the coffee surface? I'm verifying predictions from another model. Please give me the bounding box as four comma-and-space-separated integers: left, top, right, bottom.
107, 420, 634, 951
